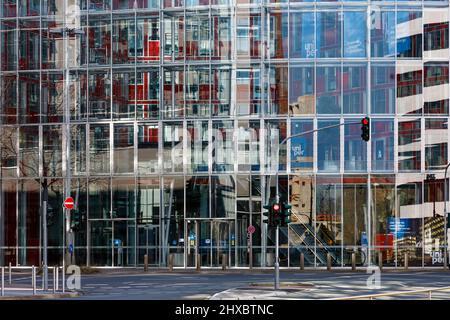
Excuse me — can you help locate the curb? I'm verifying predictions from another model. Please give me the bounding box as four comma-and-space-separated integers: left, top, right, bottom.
0, 292, 81, 300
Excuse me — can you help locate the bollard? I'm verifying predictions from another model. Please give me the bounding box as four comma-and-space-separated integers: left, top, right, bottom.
55, 267, 59, 291
62, 266, 65, 293
1, 267, 4, 296
300, 253, 305, 271
168, 254, 174, 271
327, 253, 331, 271
351, 252, 356, 271
144, 254, 149, 272
52, 267, 56, 294
221, 254, 227, 270
378, 251, 383, 271
32, 265, 36, 295
404, 252, 409, 270
196, 254, 201, 271
8, 262, 11, 285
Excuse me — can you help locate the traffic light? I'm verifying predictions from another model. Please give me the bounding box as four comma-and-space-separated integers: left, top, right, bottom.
361, 117, 370, 142
71, 211, 82, 231
447, 217, 450, 229
272, 202, 281, 227
281, 202, 292, 227
263, 203, 273, 226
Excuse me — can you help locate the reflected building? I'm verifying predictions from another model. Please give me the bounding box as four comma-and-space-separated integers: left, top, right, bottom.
1, 0, 450, 268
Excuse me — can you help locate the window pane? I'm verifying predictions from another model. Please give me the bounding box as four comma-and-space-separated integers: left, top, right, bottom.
423, 8, 449, 59
1, 73, 17, 123
344, 120, 367, 172
212, 14, 232, 60
398, 118, 421, 171
138, 123, 159, 174
136, 69, 159, 120
267, 64, 288, 115
112, 19, 135, 64
397, 11, 422, 58
112, 178, 135, 219
371, 63, 395, 114
185, 13, 210, 60
236, 67, 261, 115
211, 175, 235, 218
136, 16, 160, 63
397, 62, 422, 115
114, 124, 134, 174
88, 16, 111, 65
112, 70, 135, 120
237, 120, 260, 172
71, 124, 86, 175
18, 72, 40, 124
290, 120, 313, 171
163, 68, 184, 118
371, 119, 394, 171
370, 10, 395, 58
424, 62, 449, 115
289, 65, 314, 115
212, 120, 234, 172
343, 64, 367, 114
186, 176, 209, 218
290, 11, 315, 59
317, 12, 341, 58
317, 65, 341, 114
211, 67, 231, 116
162, 122, 184, 173
425, 119, 448, 170
185, 67, 210, 118
187, 120, 209, 173
318, 120, 340, 172
43, 125, 62, 177
89, 178, 110, 219
19, 19, 40, 70
1, 126, 17, 177
343, 11, 366, 58
1, 20, 17, 70
236, 11, 261, 59
89, 70, 111, 120
19, 126, 39, 177
89, 124, 110, 174
269, 10, 288, 59
69, 70, 88, 121
41, 72, 64, 123
265, 120, 287, 172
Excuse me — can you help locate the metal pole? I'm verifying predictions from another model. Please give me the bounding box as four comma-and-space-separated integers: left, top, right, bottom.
42, 195, 48, 291
1, 267, 4, 296
62, 264, 65, 293
53, 267, 56, 294
32, 265, 36, 295
444, 163, 450, 269
56, 266, 59, 291
275, 226, 280, 290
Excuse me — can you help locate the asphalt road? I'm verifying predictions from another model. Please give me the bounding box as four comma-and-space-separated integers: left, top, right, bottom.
70, 270, 450, 299
5, 269, 450, 299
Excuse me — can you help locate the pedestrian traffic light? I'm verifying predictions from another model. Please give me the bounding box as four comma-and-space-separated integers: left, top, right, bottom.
281, 202, 292, 227
272, 203, 281, 227
361, 117, 370, 142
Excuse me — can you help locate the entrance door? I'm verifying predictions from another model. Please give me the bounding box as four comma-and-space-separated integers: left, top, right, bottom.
137, 224, 159, 266
186, 220, 234, 268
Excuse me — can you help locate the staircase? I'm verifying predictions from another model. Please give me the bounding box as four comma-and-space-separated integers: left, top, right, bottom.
269, 213, 341, 266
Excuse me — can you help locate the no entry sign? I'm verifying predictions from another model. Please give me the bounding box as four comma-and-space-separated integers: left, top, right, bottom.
247, 225, 255, 234
64, 197, 74, 210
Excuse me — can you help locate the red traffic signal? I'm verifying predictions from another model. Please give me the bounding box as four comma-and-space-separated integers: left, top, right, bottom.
272, 203, 280, 211
361, 117, 370, 142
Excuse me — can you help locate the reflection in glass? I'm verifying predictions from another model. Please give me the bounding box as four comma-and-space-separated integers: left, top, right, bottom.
372, 119, 394, 171
396, 62, 422, 115
19, 126, 39, 177
88, 178, 110, 219
317, 12, 341, 58
112, 178, 135, 218
370, 10, 395, 58
112, 70, 135, 120
398, 118, 421, 171
425, 119, 448, 170
138, 123, 159, 174
290, 11, 315, 59
289, 65, 314, 115
269, 10, 288, 59
318, 120, 339, 172
397, 11, 422, 58
343, 64, 367, 114
187, 120, 209, 172
212, 120, 234, 172
88, 70, 111, 120
211, 175, 235, 218
43, 125, 62, 177
113, 124, 134, 174
237, 120, 260, 172
371, 64, 395, 114
162, 122, 183, 173
343, 11, 366, 58
344, 120, 367, 172
290, 120, 313, 171
316, 66, 341, 114
424, 62, 449, 115
267, 64, 288, 115
89, 124, 110, 174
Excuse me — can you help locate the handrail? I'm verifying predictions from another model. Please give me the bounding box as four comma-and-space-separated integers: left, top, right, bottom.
328, 286, 450, 300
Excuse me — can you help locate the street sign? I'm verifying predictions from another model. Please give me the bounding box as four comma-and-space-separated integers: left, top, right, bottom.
64, 197, 74, 210
247, 225, 255, 234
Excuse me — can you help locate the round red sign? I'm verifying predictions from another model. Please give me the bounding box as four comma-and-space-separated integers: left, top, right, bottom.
64, 197, 74, 210
247, 225, 255, 234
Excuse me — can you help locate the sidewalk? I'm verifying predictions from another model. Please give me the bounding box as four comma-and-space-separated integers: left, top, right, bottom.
0, 289, 81, 300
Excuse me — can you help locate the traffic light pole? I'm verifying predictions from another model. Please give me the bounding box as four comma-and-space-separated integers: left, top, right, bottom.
269, 120, 362, 290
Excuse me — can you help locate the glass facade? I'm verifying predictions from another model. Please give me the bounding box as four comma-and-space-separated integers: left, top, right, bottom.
0, 0, 449, 268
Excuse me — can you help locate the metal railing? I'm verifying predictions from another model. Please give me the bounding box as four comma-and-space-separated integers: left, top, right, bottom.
0, 265, 65, 297
328, 286, 450, 300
